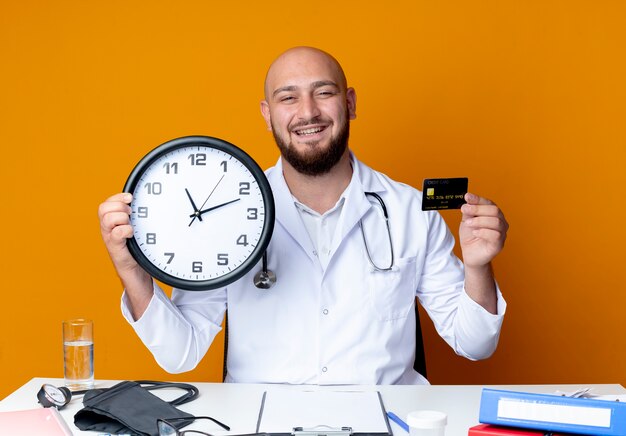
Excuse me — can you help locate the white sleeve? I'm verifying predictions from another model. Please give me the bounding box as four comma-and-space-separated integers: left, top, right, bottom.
417, 211, 507, 360
454, 284, 506, 358
120, 281, 227, 373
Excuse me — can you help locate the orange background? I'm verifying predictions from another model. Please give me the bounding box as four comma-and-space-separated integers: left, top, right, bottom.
1, 1, 624, 400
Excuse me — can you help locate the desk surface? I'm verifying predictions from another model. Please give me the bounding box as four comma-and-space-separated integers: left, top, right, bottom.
1, 378, 625, 435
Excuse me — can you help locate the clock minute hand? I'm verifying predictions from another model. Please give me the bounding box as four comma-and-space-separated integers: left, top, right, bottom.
185, 188, 203, 223
191, 198, 241, 219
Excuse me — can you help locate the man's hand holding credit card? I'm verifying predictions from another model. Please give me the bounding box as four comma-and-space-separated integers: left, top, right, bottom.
420, 177, 509, 315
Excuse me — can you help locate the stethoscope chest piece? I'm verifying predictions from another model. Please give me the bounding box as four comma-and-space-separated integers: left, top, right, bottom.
254, 250, 276, 289
253, 268, 276, 289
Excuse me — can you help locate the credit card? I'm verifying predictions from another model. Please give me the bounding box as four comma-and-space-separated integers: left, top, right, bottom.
421, 177, 468, 210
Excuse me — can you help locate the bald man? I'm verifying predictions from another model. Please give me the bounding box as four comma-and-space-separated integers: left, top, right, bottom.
99, 47, 508, 384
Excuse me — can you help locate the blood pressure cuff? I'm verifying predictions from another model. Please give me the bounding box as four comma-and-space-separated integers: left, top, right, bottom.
74, 380, 195, 436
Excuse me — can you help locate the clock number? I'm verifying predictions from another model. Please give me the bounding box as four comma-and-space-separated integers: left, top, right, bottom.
192, 261, 203, 273
217, 253, 229, 266
137, 206, 148, 218
239, 182, 250, 195
236, 234, 249, 246
247, 208, 258, 220
144, 182, 162, 195
163, 162, 178, 174
188, 153, 206, 166
146, 233, 156, 244
220, 161, 227, 172
164, 252, 175, 264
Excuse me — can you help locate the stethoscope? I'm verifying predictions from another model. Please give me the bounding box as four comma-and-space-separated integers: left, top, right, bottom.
359, 192, 394, 271
253, 191, 394, 289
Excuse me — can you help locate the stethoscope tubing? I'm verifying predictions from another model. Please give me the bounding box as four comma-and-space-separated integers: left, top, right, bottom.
254, 191, 395, 288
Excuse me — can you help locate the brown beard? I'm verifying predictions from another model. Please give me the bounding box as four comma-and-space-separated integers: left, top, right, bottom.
272, 113, 350, 176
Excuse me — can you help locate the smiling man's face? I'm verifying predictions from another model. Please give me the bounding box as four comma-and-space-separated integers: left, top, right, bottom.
261, 47, 356, 176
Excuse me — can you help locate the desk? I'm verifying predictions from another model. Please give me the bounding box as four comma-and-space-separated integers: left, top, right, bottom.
1, 378, 625, 435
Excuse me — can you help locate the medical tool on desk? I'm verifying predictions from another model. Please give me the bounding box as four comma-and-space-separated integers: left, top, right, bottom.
37, 380, 199, 410
253, 191, 395, 288
37, 381, 204, 435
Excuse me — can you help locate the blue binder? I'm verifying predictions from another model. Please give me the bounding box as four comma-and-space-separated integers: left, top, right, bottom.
479, 388, 626, 436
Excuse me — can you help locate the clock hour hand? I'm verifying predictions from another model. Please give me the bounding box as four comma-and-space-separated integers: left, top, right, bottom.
185, 188, 203, 223
190, 198, 241, 220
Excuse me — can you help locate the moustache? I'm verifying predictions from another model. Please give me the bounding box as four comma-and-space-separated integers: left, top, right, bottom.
289, 117, 331, 130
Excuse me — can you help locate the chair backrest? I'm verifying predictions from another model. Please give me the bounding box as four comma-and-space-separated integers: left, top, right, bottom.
222, 306, 427, 381
413, 305, 427, 378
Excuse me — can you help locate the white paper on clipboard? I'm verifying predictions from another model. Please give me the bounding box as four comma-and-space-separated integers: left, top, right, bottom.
256, 390, 391, 435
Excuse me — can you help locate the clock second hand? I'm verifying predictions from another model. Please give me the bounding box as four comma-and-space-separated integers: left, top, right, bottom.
188, 174, 225, 226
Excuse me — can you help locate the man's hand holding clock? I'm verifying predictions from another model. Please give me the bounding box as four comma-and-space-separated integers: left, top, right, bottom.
99, 192, 154, 319
98, 136, 275, 319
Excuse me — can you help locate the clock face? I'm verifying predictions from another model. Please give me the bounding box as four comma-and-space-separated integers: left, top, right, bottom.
124, 136, 274, 290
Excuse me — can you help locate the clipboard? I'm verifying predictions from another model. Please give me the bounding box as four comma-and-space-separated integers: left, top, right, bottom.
255, 390, 392, 436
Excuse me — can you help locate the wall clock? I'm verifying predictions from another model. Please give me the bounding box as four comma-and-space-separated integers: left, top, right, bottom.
123, 136, 274, 290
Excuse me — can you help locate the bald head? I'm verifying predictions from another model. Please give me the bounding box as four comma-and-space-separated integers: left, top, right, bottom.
259, 46, 357, 178
263, 47, 348, 100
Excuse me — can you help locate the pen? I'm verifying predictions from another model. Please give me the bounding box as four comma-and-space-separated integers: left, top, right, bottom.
386, 411, 409, 432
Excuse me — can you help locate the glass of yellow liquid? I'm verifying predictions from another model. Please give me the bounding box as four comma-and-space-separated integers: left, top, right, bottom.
63, 319, 94, 390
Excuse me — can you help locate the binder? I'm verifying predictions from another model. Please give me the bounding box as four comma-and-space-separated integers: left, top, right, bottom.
469, 423, 572, 435
479, 388, 626, 436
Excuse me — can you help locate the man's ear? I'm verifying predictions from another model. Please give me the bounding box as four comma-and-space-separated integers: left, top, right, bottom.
347, 87, 357, 120
260, 100, 272, 131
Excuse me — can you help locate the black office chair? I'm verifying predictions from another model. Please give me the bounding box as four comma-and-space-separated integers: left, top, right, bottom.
222, 306, 427, 381
413, 305, 427, 378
